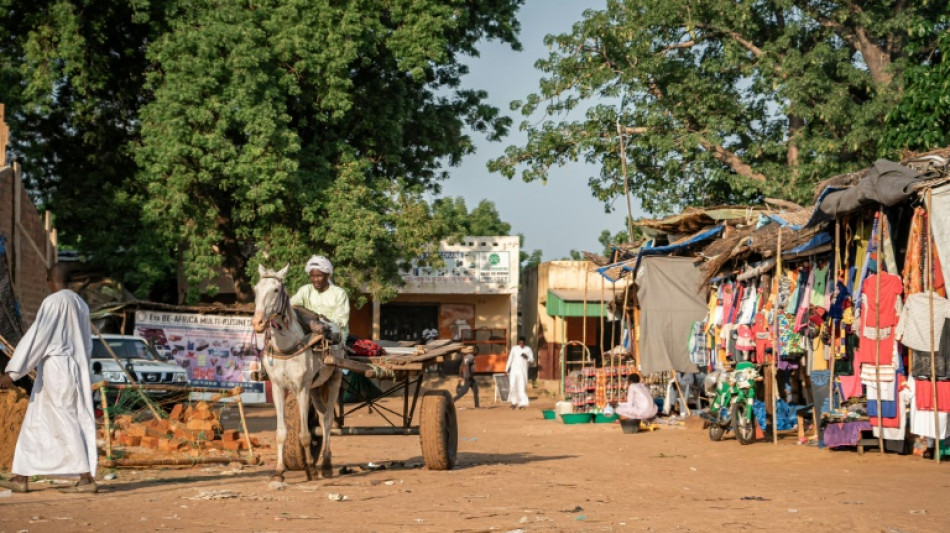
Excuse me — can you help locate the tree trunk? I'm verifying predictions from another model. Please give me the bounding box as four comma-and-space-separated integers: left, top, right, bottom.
786, 114, 804, 172
219, 232, 253, 303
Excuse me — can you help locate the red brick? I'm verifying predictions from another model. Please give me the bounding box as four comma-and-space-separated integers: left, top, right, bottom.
169, 404, 185, 421
221, 429, 239, 442
121, 435, 142, 447
220, 440, 245, 451
158, 438, 187, 452
173, 428, 197, 441
139, 436, 159, 449
145, 426, 172, 439
126, 425, 146, 437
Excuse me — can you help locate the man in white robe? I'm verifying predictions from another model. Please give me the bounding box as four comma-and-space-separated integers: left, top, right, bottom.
0, 264, 97, 493
615, 373, 658, 421
505, 336, 533, 409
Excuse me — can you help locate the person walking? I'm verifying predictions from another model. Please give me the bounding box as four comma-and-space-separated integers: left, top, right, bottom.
506, 336, 533, 409
452, 351, 479, 408
0, 264, 97, 494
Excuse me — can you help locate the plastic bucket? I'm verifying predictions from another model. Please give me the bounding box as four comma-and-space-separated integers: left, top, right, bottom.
541, 409, 556, 420
560, 413, 593, 425
620, 418, 641, 434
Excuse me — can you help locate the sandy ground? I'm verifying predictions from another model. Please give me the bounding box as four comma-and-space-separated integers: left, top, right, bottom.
1, 390, 948, 533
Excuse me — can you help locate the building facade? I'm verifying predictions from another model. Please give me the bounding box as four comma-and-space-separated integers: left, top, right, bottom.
349, 236, 520, 372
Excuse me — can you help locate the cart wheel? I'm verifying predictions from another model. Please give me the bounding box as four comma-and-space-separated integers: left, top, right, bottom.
282, 394, 308, 471
419, 390, 458, 471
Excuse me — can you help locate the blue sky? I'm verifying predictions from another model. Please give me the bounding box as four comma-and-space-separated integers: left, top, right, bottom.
438, 0, 639, 260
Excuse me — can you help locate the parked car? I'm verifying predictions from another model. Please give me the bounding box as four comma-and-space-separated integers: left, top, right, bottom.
90, 334, 189, 395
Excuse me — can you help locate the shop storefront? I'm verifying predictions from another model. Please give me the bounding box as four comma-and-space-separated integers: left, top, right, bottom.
349, 236, 520, 373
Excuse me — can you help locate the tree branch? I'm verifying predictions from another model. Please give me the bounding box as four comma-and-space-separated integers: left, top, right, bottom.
700, 140, 766, 182
693, 23, 764, 58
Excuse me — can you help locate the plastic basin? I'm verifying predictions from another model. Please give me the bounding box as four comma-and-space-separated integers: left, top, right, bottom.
593, 413, 619, 423
560, 413, 593, 424
541, 409, 556, 420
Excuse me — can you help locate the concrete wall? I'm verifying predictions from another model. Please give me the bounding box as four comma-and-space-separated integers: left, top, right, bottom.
0, 164, 55, 329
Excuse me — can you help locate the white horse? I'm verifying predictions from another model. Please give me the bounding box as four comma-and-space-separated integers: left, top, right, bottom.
252, 264, 343, 482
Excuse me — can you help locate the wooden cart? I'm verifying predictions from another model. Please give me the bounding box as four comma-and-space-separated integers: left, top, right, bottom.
300, 341, 467, 471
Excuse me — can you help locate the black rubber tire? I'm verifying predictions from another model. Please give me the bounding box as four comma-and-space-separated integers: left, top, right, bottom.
732, 401, 756, 445
419, 390, 458, 470
282, 394, 308, 471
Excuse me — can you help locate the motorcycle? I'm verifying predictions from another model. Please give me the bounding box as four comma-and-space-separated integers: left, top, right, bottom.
702, 361, 759, 445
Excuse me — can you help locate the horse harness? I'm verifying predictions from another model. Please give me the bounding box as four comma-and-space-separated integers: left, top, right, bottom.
260, 272, 329, 361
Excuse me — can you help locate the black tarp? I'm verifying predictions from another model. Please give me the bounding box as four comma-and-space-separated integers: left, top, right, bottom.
805, 159, 927, 228
0, 236, 23, 347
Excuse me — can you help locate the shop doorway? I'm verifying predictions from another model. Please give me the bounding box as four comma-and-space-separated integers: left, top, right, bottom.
380, 303, 439, 342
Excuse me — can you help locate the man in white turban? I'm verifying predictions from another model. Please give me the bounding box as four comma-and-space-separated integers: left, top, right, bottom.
290, 255, 350, 342
0, 264, 98, 493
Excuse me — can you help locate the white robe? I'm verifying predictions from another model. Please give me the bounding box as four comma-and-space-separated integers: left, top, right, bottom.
506, 345, 533, 407
5, 290, 96, 477
616, 383, 658, 420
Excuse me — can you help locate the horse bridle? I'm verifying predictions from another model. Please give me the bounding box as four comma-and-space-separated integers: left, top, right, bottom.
258, 274, 327, 360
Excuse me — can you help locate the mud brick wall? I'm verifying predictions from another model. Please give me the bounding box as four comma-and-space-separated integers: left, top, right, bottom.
0, 165, 53, 329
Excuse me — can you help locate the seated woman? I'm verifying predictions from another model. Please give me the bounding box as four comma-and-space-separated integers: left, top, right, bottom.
615, 374, 658, 423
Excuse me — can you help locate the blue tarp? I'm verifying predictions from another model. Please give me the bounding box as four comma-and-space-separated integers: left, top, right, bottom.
597, 225, 724, 282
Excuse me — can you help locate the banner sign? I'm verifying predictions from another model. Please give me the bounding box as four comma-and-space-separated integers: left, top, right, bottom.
402, 251, 511, 284
134, 310, 264, 393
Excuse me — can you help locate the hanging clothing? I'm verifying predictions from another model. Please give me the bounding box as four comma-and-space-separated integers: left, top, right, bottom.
505, 344, 533, 408
896, 292, 950, 352
752, 313, 772, 364
856, 272, 903, 365
810, 263, 830, 307
909, 378, 950, 439
913, 379, 950, 412
4, 290, 96, 477
736, 282, 758, 325
872, 378, 911, 441
910, 318, 950, 380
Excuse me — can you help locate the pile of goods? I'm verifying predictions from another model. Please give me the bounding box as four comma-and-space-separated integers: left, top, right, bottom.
105, 401, 261, 455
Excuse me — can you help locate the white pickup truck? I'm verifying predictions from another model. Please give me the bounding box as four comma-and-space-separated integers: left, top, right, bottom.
90, 334, 189, 394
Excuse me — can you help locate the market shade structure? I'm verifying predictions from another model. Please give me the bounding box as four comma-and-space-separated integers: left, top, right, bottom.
636, 256, 704, 375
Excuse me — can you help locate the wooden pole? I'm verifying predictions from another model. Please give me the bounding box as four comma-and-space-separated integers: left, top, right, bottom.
772, 229, 782, 444
100, 385, 113, 460
616, 121, 635, 240
600, 275, 606, 360
828, 219, 839, 414
583, 262, 589, 347
873, 209, 885, 454
236, 394, 255, 459
90, 323, 163, 419
926, 190, 941, 464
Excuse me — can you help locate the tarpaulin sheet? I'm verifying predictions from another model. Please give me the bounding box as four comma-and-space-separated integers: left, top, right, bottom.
635, 257, 704, 374
597, 225, 723, 282
805, 159, 923, 227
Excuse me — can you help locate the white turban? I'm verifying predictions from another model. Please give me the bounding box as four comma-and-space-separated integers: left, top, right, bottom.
305, 255, 333, 276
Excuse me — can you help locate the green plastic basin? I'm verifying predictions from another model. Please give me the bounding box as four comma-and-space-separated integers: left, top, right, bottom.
541, 409, 556, 420
559, 412, 593, 425
593, 413, 619, 423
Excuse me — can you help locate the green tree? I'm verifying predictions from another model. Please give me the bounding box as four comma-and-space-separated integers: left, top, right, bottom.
0, 1, 174, 298
431, 197, 512, 239
2, 0, 524, 303
882, 26, 950, 154
489, 1, 948, 216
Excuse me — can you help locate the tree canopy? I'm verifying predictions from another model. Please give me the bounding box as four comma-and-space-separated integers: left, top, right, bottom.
489, 0, 949, 216
1, 0, 524, 302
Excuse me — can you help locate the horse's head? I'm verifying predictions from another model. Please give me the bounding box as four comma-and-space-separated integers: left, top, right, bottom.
253, 264, 290, 333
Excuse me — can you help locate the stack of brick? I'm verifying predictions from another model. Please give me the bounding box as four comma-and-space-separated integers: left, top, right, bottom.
108, 401, 261, 453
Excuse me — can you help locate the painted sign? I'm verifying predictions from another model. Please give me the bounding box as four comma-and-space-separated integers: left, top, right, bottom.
134, 310, 264, 393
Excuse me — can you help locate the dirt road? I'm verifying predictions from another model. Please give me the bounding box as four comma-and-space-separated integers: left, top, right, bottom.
1, 394, 947, 532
